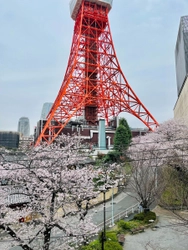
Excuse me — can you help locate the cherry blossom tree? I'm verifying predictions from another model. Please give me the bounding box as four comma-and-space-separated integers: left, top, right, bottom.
127, 119, 188, 211
0, 134, 105, 250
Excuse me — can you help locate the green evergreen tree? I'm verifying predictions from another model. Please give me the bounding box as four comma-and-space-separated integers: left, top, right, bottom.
114, 118, 132, 153
119, 118, 132, 142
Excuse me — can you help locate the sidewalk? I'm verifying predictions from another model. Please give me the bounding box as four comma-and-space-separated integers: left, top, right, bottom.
92, 191, 129, 212
123, 206, 188, 250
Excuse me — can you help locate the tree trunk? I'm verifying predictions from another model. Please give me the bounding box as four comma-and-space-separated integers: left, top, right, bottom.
0, 225, 33, 250
43, 191, 56, 250
43, 226, 52, 250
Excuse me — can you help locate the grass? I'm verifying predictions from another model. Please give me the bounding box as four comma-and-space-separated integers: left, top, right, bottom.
79, 211, 157, 250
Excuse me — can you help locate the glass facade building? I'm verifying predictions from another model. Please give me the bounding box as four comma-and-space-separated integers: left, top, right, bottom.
40, 102, 53, 120
0, 131, 19, 148
175, 16, 188, 96
17, 117, 30, 137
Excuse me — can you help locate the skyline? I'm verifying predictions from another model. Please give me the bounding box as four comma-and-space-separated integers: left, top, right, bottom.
1, 0, 188, 134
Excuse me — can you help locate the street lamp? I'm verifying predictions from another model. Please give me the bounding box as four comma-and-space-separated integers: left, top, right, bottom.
98, 163, 120, 249
101, 189, 106, 250
110, 186, 115, 227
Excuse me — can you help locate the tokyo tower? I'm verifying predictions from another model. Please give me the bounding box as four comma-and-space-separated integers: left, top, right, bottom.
35, 0, 158, 146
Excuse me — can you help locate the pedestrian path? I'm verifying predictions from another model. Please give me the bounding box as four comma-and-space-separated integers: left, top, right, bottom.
123, 206, 188, 250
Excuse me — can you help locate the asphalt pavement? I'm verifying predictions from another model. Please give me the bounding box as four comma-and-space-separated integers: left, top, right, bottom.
123, 206, 188, 250
89, 191, 138, 226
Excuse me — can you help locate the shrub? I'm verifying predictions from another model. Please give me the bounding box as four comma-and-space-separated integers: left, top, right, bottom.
126, 221, 141, 229
134, 211, 156, 224
133, 213, 145, 221
81, 239, 101, 250
97, 152, 106, 160
117, 220, 131, 231
104, 241, 123, 250
98, 231, 118, 243
117, 220, 141, 232
104, 150, 121, 163
83, 232, 123, 250
143, 211, 156, 223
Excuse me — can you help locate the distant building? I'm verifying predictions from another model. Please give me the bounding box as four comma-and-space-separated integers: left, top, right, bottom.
40, 102, 53, 120
174, 16, 188, 123
131, 127, 148, 137
0, 131, 19, 149
34, 115, 148, 149
33, 102, 53, 142
18, 117, 30, 137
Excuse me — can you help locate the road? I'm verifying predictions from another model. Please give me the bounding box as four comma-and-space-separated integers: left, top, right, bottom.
90, 191, 138, 225
1, 191, 138, 250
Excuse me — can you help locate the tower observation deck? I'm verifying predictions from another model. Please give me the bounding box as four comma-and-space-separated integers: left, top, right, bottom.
35, 0, 158, 146
70, 0, 112, 20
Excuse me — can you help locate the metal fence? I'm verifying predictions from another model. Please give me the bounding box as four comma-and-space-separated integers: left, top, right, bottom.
96, 202, 139, 231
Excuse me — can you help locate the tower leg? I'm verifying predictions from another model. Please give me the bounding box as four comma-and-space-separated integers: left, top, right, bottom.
35, 1, 158, 146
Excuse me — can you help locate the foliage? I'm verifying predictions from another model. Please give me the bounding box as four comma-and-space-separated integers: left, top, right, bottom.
117, 220, 132, 230
104, 150, 121, 163
97, 152, 106, 160
81, 231, 123, 250
104, 118, 131, 163
117, 212, 156, 234
122, 162, 132, 175
104, 241, 123, 250
0, 135, 105, 250
133, 213, 145, 221
98, 231, 117, 243
133, 211, 156, 223
160, 166, 188, 208
114, 125, 130, 153
81, 239, 101, 250
127, 119, 188, 210
119, 118, 132, 142
113, 118, 132, 154
117, 220, 141, 232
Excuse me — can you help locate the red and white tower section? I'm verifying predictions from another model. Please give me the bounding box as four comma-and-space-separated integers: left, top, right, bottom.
35, 0, 158, 146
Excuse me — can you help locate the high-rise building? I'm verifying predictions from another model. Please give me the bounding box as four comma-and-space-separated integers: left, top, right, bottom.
40, 102, 53, 120
175, 16, 188, 96
174, 16, 188, 123
0, 131, 20, 148
18, 117, 30, 137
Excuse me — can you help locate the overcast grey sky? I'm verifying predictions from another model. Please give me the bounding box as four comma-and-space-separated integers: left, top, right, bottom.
0, 0, 188, 134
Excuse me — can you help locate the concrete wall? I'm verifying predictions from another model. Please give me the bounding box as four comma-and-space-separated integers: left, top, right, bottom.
55, 187, 119, 218
174, 77, 188, 124
89, 187, 118, 206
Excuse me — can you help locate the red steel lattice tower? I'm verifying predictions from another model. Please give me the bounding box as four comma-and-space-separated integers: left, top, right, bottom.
35, 0, 159, 146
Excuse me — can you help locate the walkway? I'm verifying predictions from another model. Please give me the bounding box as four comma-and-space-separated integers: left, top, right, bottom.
123, 206, 188, 250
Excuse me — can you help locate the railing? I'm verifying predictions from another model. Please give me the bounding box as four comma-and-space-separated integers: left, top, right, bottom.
1, 185, 30, 206
96, 202, 139, 231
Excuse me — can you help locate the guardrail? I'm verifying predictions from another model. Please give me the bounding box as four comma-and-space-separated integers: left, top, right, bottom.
96, 202, 140, 231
